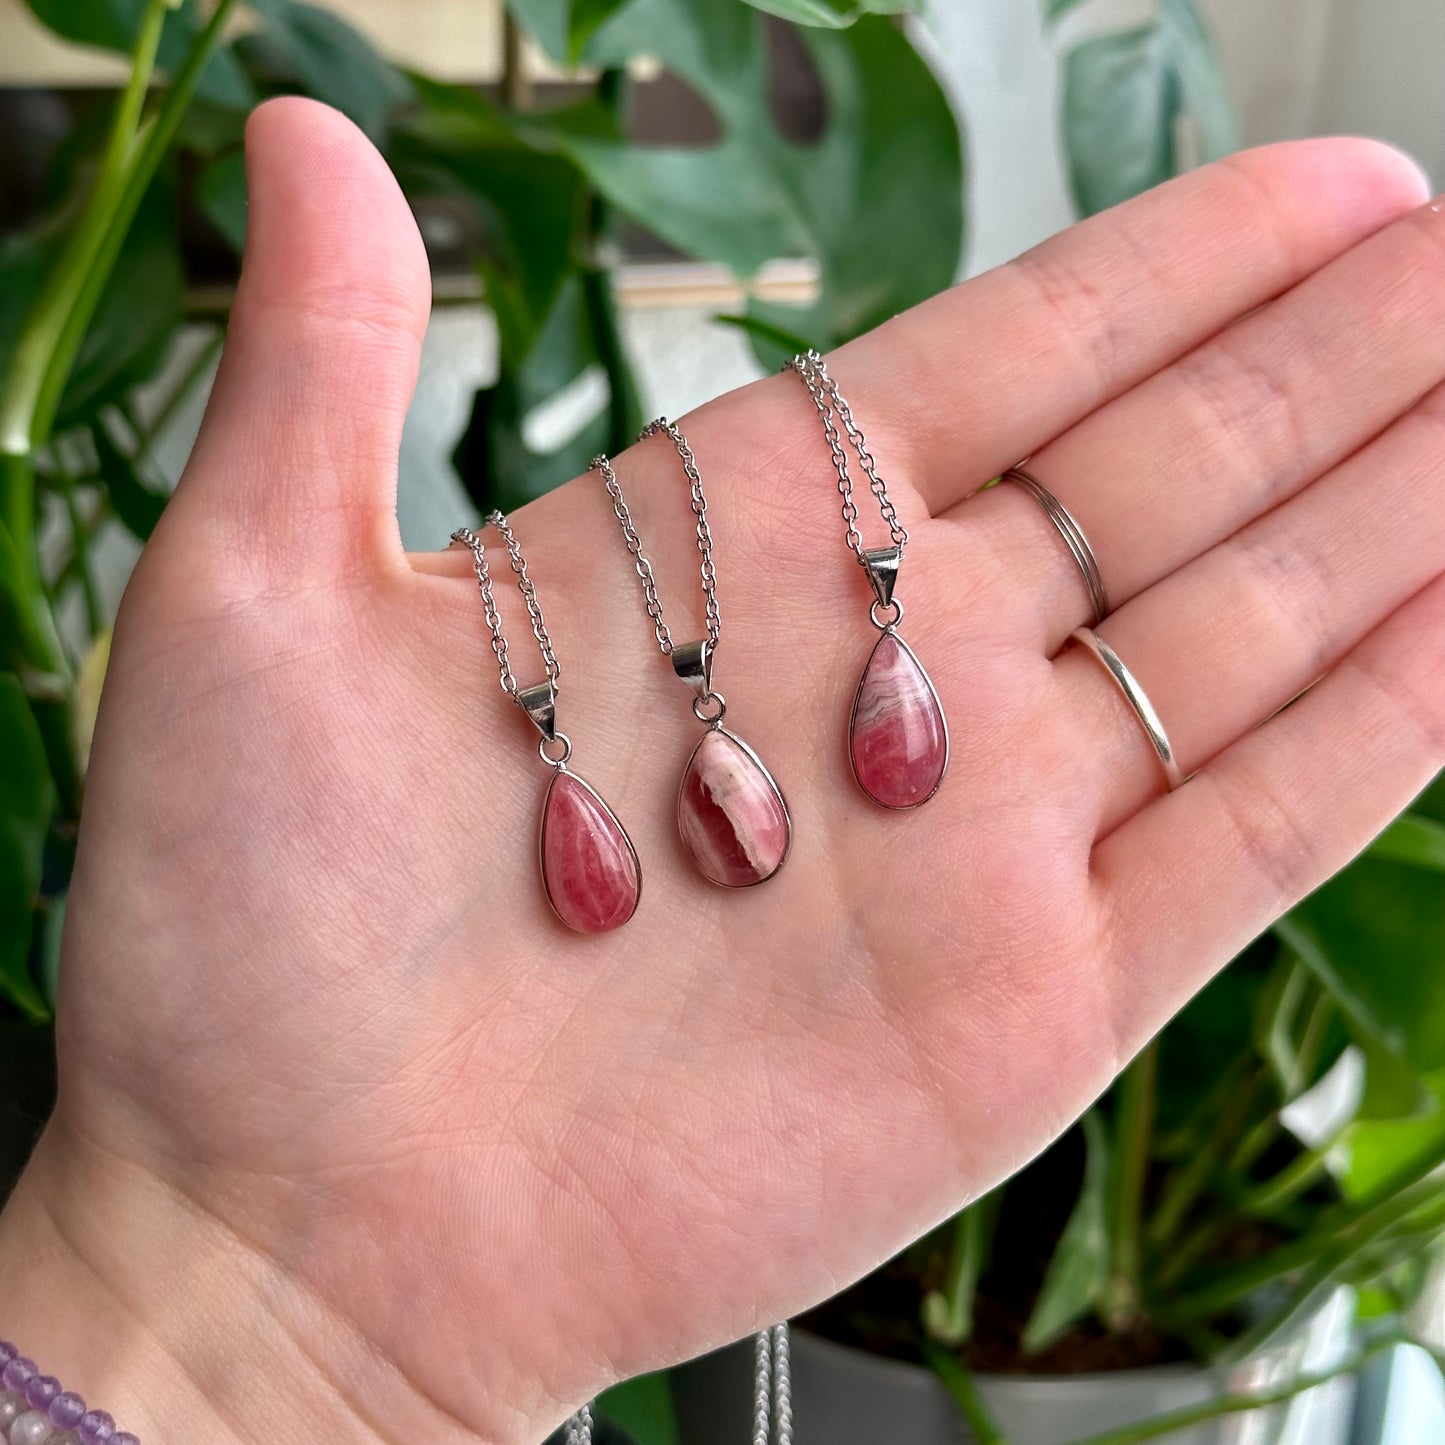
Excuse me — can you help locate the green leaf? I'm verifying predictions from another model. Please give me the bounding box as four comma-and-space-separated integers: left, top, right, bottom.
394, 83, 611, 362
1276, 853, 1445, 1076
1357, 1029, 1433, 1123
1045, 0, 1090, 23
56, 178, 185, 428
0, 675, 54, 1023
22, 0, 253, 108
595, 1371, 679, 1445
242, 0, 413, 137
1022, 1111, 1110, 1353
1062, 23, 1175, 217
741, 0, 915, 27
922, 1193, 1000, 1345
1061, 0, 1234, 219
713, 311, 821, 371
39, 892, 66, 1012
502, 0, 572, 63
92, 419, 169, 540
196, 151, 249, 253
1369, 811, 1445, 871
1160, 0, 1235, 162
567, 0, 634, 60
548, 2, 963, 357
1341, 1071, 1445, 1201
453, 268, 642, 512
1415, 772, 1445, 825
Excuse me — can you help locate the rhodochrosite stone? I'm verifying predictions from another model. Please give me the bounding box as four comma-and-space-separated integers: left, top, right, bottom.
539, 770, 641, 933
677, 729, 791, 887
850, 632, 948, 808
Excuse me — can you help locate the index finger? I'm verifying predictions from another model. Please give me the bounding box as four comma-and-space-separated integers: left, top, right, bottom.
832, 137, 1429, 513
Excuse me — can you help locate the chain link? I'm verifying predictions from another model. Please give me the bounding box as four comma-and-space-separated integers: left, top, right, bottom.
450, 511, 560, 701
751, 1324, 793, 1445
592, 417, 722, 658
786, 349, 909, 565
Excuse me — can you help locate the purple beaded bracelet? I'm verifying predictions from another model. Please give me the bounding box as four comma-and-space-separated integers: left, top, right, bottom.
0, 1341, 138, 1445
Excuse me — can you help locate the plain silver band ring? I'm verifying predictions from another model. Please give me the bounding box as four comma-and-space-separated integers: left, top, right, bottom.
1003, 465, 1109, 625
1071, 627, 1184, 791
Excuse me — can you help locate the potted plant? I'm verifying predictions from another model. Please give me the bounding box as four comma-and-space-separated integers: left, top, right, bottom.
665, 779, 1445, 1444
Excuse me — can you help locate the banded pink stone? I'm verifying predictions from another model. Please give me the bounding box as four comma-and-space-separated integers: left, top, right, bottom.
539, 770, 641, 933
849, 632, 948, 809
677, 729, 791, 887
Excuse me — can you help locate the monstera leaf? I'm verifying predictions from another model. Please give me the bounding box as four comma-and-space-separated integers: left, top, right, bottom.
519, 0, 963, 360
1060, 0, 1234, 217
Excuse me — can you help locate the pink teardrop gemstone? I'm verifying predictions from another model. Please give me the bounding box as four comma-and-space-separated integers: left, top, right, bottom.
849, 633, 948, 809
540, 770, 641, 933
677, 729, 791, 887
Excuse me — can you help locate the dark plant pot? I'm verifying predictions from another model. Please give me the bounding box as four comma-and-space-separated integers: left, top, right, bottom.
672, 1293, 1356, 1445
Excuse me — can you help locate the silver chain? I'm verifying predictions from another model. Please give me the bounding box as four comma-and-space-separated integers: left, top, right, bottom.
787, 349, 909, 565
563, 1404, 593, 1445
592, 417, 722, 658
751, 1324, 794, 1445
560, 1329, 788, 1445
450, 511, 561, 701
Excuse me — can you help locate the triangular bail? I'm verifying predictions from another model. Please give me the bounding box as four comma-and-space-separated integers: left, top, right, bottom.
671, 638, 715, 700
517, 681, 558, 742
862, 545, 902, 609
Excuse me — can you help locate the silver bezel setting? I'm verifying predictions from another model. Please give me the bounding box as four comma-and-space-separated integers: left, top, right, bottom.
677, 724, 793, 888
848, 628, 950, 811
538, 765, 643, 932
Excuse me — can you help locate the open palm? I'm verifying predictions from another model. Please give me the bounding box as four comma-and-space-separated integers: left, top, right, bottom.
14, 100, 1445, 1445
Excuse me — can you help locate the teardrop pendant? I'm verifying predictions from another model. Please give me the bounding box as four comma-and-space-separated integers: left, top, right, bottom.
677, 727, 792, 888
849, 630, 949, 809
539, 768, 642, 933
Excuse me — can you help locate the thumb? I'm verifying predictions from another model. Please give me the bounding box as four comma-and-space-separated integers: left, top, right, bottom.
165, 97, 431, 579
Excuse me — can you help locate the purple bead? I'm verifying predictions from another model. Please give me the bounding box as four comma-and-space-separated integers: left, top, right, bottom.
78, 1409, 116, 1444
0, 1342, 15, 1366
111, 1435, 140, 1445
25, 1375, 60, 1411
51, 1393, 87, 1429
1, 1357, 36, 1391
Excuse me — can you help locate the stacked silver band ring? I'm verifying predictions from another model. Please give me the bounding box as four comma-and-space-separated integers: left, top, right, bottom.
1072, 627, 1184, 791
1002, 465, 1109, 625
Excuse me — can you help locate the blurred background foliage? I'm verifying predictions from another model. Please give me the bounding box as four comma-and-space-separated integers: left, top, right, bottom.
0, 1, 1441, 1440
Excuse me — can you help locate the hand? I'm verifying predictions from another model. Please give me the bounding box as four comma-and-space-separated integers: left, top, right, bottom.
3, 98, 1443, 1445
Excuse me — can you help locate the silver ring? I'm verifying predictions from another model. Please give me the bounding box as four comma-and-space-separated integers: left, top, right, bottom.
1003, 465, 1109, 625
1071, 627, 1183, 791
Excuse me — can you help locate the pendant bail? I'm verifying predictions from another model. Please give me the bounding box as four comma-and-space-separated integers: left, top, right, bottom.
862, 545, 902, 609
517, 681, 558, 742
671, 638, 716, 700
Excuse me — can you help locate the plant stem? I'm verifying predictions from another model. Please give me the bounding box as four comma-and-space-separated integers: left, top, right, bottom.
1103, 1042, 1157, 1329
921, 1341, 1010, 1445
1156, 1142, 1335, 1292
0, 0, 169, 473
1164, 1169, 1445, 1337
923, 1196, 997, 1346
55, 468, 103, 639
1064, 1332, 1406, 1445
1147, 1065, 1265, 1252
501, 12, 533, 110
33, 0, 239, 450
